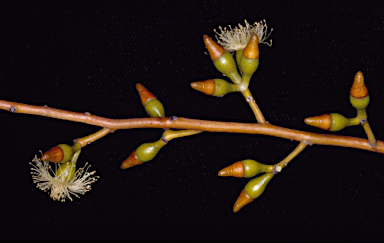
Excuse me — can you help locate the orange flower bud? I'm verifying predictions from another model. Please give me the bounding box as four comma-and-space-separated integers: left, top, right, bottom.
233, 189, 254, 213
243, 34, 260, 59
41, 146, 64, 163
190, 79, 215, 96
218, 161, 245, 178
136, 83, 156, 106
350, 71, 368, 99
120, 150, 143, 169
203, 34, 225, 61
304, 114, 332, 130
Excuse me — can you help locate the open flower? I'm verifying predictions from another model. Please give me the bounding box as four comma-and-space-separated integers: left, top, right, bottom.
214, 19, 273, 53
30, 151, 99, 202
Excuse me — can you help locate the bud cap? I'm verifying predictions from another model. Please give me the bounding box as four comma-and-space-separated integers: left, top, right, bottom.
203, 35, 225, 61
218, 161, 245, 178
121, 150, 143, 169
233, 189, 254, 213
136, 83, 156, 106
243, 34, 260, 59
350, 71, 368, 99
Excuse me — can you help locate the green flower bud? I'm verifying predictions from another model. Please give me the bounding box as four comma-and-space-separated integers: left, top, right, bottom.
212, 79, 238, 97
329, 113, 349, 132
350, 95, 370, 110
56, 150, 81, 181
236, 49, 244, 73
135, 139, 166, 163
41, 143, 81, 164
244, 173, 274, 199
242, 159, 273, 178
213, 52, 242, 84
144, 98, 165, 118
239, 57, 259, 85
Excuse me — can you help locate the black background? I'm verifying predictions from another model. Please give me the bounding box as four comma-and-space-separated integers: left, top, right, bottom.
2, 1, 384, 241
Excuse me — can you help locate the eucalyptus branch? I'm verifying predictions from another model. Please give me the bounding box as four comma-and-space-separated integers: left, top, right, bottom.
4, 18, 382, 213
1, 99, 383, 154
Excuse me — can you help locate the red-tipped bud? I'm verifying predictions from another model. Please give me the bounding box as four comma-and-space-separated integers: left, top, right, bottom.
218, 161, 245, 178
203, 34, 225, 61
350, 71, 368, 99
41, 146, 64, 163
304, 114, 332, 130
120, 150, 143, 169
136, 83, 156, 106
233, 189, 254, 213
190, 79, 215, 96
243, 34, 260, 59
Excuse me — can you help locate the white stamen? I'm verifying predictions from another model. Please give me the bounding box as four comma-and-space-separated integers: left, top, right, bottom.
214, 19, 273, 53
30, 155, 99, 202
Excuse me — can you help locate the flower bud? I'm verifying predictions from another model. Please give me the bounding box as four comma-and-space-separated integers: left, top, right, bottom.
350, 71, 370, 111
136, 83, 165, 117
304, 113, 350, 132
233, 189, 254, 213
242, 159, 273, 178
120, 139, 166, 169
233, 173, 274, 212
244, 173, 274, 199
190, 79, 238, 97
203, 35, 241, 84
56, 150, 81, 181
41, 143, 80, 164
218, 159, 273, 178
239, 35, 260, 86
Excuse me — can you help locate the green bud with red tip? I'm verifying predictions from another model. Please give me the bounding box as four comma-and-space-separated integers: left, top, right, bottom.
304, 113, 358, 132
203, 35, 241, 84
190, 79, 238, 97
239, 34, 260, 86
233, 173, 274, 213
350, 71, 370, 114
218, 159, 273, 178
121, 139, 167, 169
136, 83, 165, 118
41, 143, 81, 164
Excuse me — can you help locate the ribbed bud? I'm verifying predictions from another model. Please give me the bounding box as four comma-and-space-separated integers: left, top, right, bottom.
135, 140, 166, 163
218, 161, 245, 178
41, 144, 75, 164
244, 173, 274, 199
242, 159, 274, 178
304, 114, 332, 130
350, 71, 368, 99
120, 150, 143, 169
203, 35, 241, 84
233, 189, 254, 213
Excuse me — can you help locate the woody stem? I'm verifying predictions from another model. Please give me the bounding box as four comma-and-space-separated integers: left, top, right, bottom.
1, 99, 383, 154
